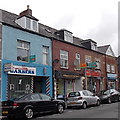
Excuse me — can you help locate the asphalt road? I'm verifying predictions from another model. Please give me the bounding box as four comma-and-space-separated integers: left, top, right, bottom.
2, 102, 119, 120
32, 102, 119, 120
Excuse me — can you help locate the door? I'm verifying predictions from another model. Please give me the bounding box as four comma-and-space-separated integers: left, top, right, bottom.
33, 77, 42, 93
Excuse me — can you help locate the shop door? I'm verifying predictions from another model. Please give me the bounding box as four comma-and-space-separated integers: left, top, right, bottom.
8, 75, 32, 99
66, 80, 74, 95
33, 77, 42, 93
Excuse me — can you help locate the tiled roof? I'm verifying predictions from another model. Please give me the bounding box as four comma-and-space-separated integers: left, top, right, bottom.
97, 45, 110, 54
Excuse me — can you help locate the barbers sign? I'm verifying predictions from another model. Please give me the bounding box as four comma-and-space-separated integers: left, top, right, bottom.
8, 65, 36, 76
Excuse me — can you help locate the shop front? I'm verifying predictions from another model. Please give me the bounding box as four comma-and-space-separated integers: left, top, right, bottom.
85, 69, 101, 93
107, 73, 117, 89
2, 62, 52, 101
55, 70, 81, 97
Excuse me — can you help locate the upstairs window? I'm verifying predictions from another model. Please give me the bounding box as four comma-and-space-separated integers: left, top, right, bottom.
33, 20, 37, 31
64, 31, 73, 43
111, 65, 115, 73
91, 42, 97, 50
95, 58, 101, 69
60, 50, 68, 69
26, 17, 38, 32
43, 46, 49, 65
107, 64, 110, 72
75, 53, 80, 70
26, 17, 31, 29
17, 40, 30, 62
85, 55, 91, 65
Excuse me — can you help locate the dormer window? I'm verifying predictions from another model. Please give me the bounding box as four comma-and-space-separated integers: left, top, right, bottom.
25, 17, 38, 32
64, 31, 73, 43
16, 6, 39, 32
91, 42, 97, 50
26, 17, 31, 29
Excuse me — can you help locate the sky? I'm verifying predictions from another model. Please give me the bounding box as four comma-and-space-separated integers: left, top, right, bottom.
0, 0, 119, 56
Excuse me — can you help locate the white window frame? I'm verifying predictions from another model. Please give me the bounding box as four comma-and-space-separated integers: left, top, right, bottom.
17, 40, 30, 62
107, 64, 110, 72
75, 53, 81, 70
111, 65, 115, 73
64, 31, 73, 43
85, 55, 91, 64
43, 46, 49, 65
60, 50, 68, 69
95, 58, 101, 69
25, 17, 38, 32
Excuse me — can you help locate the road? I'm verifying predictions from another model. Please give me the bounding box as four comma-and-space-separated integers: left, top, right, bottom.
2, 102, 119, 120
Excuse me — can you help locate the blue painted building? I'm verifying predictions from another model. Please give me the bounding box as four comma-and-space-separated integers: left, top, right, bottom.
0, 7, 53, 101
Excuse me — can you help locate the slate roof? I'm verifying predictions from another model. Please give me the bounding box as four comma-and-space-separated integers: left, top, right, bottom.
0, 8, 114, 56
97, 45, 110, 54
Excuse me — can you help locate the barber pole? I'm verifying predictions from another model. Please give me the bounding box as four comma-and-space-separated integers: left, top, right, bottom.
46, 77, 50, 96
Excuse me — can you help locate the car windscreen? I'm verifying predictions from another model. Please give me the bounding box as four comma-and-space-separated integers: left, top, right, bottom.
68, 92, 81, 97
104, 90, 110, 95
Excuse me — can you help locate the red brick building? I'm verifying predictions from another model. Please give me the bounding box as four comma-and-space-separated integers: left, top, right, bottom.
52, 29, 117, 98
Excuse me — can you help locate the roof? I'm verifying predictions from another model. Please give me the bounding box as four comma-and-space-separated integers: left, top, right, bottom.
0, 8, 114, 56
97, 45, 110, 54
80, 39, 97, 44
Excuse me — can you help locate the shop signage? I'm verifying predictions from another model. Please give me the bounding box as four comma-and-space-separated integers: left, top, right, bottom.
107, 74, 117, 80
4, 63, 13, 72
8, 65, 36, 76
85, 70, 101, 77
30, 55, 36, 62
79, 62, 97, 68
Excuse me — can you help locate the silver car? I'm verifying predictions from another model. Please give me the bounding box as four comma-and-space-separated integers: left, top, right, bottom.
67, 90, 100, 109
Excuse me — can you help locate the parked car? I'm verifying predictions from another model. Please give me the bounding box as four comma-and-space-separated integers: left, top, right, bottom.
67, 90, 100, 109
2, 93, 65, 119
98, 89, 120, 104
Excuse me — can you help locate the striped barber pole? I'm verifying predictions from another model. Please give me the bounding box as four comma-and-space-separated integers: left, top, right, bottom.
46, 77, 50, 96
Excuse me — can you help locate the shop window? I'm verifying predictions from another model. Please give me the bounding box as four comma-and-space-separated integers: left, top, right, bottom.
43, 46, 49, 65
60, 50, 68, 69
17, 40, 30, 62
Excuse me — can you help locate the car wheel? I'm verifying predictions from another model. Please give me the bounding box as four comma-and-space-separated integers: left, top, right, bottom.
82, 102, 87, 109
108, 98, 111, 104
96, 100, 100, 106
25, 108, 34, 119
57, 104, 64, 114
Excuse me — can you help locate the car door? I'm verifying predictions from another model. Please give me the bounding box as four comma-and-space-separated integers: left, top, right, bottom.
87, 90, 97, 105
28, 93, 43, 113
82, 90, 91, 105
40, 94, 57, 112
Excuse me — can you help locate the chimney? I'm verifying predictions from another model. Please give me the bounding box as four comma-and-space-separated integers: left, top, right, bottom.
19, 5, 32, 17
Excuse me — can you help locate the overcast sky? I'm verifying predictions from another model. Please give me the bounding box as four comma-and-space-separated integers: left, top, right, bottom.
0, 0, 119, 56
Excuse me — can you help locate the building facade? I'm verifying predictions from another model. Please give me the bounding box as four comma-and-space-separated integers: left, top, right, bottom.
0, 7, 118, 101
0, 8, 53, 101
